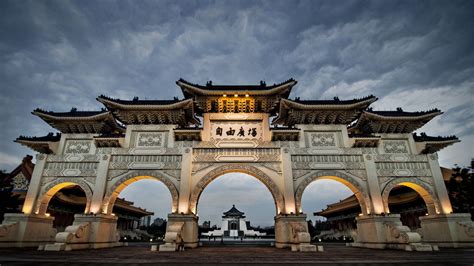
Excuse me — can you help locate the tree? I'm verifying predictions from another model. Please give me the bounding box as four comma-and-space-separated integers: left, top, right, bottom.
0, 170, 21, 222
446, 162, 473, 219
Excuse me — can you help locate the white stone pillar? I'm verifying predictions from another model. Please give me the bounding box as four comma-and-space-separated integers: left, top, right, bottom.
89, 155, 111, 214
22, 154, 48, 214
427, 154, 453, 214
363, 155, 384, 214
281, 147, 296, 214
178, 148, 193, 214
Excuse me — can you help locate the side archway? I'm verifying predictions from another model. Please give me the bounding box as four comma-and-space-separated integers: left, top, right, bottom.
294, 170, 370, 215
381, 177, 439, 215
35, 178, 93, 215
189, 164, 285, 215
102, 170, 179, 215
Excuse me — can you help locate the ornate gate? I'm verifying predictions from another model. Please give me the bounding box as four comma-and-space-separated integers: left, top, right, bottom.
1, 79, 472, 251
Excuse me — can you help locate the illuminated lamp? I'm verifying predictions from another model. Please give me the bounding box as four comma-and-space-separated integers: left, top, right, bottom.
234, 94, 238, 97
223, 94, 227, 97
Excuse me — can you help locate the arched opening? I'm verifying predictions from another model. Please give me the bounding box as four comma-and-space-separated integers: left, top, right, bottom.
301, 179, 361, 242
196, 172, 276, 245
37, 182, 90, 232
385, 182, 437, 230
104, 174, 177, 242
113, 179, 172, 242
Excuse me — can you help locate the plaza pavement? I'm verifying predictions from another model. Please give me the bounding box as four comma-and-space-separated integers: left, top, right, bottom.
0, 243, 473, 265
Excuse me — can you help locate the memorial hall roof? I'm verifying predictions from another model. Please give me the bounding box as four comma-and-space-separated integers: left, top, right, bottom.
32, 108, 123, 134
97, 96, 199, 127
413, 132, 459, 142
223, 204, 245, 218
350, 108, 442, 134
177, 78, 296, 98
364, 108, 442, 117
97, 95, 182, 106
15, 133, 61, 154
413, 132, 460, 154
273, 95, 377, 126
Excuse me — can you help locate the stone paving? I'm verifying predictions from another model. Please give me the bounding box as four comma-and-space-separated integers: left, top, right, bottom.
0, 244, 473, 265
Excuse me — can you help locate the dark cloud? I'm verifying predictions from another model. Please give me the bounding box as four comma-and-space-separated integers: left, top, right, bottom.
1, 0, 473, 224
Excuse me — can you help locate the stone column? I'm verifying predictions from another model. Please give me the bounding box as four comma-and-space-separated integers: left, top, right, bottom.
22, 154, 48, 214
178, 148, 193, 214
363, 155, 384, 214
427, 154, 453, 214
89, 155, 111, 214
281, 147, 296, 214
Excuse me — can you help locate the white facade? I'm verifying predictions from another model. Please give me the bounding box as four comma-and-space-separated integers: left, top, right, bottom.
202, 206, 266, 237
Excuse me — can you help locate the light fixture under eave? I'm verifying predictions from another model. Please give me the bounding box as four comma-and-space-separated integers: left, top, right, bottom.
223, 94, 227, 97
234, 94, 238, 97
245, 94, 249, 97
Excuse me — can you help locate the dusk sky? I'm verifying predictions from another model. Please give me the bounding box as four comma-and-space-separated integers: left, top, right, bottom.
1, 0, 473, 226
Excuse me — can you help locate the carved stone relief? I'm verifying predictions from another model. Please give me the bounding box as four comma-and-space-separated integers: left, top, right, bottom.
383, 141, 408, 154
64, 140, 92, 154
136, 132, 164, 147
310, 133, 336, 147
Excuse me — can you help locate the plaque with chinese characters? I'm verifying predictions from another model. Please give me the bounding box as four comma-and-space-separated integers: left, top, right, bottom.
211, 122, 262, 141
210, 121, 263, 148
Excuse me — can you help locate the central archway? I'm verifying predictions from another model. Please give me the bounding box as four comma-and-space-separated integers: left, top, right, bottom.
189, 164, 285, 215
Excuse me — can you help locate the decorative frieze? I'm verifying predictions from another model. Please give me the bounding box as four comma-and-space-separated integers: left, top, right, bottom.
375, 162, 431, 176
43, 162, 98, 177
47, 154, 100, 162
193, 148, 281, 162
291, 155, 365, 170
64, 140, 92, 154
109, 155, 181, 169
374, 154, 428, 162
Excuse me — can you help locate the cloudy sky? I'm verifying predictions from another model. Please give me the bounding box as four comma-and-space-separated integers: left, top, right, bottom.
1, 0, 473, 225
